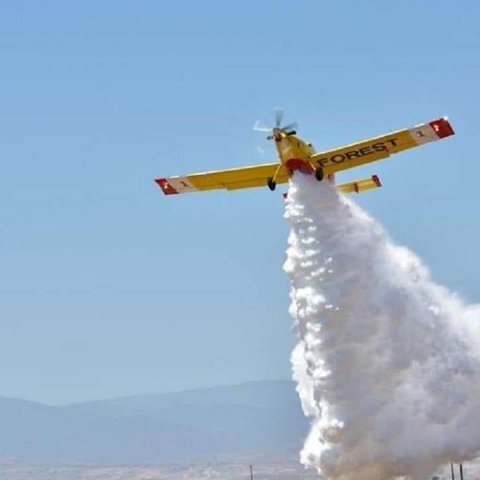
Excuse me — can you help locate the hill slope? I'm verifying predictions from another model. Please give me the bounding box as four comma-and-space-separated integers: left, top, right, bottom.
0, 380, 307, 463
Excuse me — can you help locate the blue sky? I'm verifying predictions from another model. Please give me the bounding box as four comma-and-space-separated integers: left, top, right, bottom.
1, 0, 479, 404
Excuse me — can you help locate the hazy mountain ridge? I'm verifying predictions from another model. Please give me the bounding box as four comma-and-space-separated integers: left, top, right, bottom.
0, 380, 308, 464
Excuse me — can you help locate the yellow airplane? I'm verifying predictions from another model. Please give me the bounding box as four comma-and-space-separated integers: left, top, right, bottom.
155, 110, 454, 196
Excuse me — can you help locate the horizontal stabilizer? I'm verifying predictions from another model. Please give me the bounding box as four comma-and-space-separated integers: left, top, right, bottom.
336, 175, 382, 194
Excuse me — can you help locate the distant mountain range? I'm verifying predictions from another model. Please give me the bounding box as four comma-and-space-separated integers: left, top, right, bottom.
0, 380, 308, 464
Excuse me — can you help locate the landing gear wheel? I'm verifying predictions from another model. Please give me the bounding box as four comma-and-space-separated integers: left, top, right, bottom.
267, 177, 276, 191
314, 167, 324, 182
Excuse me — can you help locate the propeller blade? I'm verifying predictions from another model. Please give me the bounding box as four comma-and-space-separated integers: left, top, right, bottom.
253, 121, 272, 132
283, 121, 298, 132
274, 108, 284, 128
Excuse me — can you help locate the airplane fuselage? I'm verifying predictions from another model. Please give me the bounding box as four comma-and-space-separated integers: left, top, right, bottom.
274, 132, 315, 164
271, 131, 319, 177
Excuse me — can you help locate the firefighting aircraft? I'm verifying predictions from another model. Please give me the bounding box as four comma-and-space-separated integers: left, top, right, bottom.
155, 110, 454, 196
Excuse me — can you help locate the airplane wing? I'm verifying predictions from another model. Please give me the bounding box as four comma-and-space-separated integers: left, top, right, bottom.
309, 117, 454, 176
156, 163, 289, 195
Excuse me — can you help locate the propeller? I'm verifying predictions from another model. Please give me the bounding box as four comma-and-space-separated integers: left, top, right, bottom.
254, 108, 298, 138
274, 108, 284, 128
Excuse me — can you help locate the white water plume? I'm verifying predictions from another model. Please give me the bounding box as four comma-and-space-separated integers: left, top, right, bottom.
284, 175, 480, 480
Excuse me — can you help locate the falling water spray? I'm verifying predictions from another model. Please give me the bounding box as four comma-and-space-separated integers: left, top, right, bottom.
284, 175, 480, 480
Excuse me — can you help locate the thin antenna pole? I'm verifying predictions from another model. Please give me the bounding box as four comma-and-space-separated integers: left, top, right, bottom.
450, 462, 455, 480
459, 463, 464, 480
249, 465, 254, 480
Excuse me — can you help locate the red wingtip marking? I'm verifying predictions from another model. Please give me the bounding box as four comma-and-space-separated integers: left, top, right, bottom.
429, 117, 455, 139
372, 175, 382, 187
155, 178, 178, 195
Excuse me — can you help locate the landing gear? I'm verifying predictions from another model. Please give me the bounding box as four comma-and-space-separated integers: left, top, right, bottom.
314, 167, 324, 182
267, 164, 283, 191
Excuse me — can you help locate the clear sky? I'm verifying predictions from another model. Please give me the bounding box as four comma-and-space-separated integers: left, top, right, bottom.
1, 0, 479, 405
